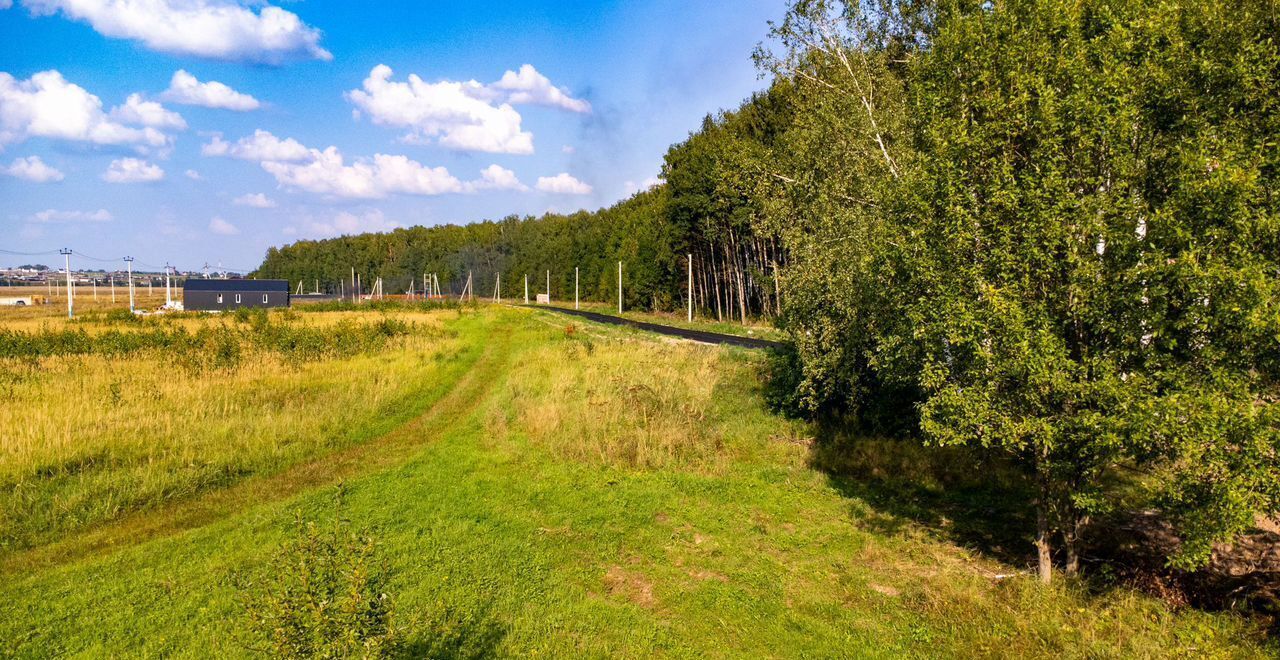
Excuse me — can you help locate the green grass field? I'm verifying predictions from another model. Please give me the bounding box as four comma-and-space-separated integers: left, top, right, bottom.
0, 304, 1272, 657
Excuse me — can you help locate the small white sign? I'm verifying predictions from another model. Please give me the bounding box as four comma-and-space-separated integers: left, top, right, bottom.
536, 293, 550, 304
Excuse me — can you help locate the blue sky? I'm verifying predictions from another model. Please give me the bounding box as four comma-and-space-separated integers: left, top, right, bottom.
0, 0, 780, 271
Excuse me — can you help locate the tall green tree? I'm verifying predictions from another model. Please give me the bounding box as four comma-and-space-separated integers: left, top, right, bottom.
763, 0, 1280, 582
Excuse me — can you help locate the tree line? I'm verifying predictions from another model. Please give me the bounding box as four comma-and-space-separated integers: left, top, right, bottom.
256, 0, 1280, 585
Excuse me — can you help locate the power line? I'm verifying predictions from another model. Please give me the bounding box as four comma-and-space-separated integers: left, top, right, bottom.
0, 248, 61, 256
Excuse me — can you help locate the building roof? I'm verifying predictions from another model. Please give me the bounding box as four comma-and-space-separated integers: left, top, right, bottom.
183, 279, 289, 292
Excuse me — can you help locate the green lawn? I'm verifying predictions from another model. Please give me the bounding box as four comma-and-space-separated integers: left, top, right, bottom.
0, 307, 1271, 657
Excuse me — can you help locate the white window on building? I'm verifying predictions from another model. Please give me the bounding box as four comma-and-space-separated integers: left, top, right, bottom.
216, 294, 223, 304
263, 294, 269, 303
235, 293, 241, 304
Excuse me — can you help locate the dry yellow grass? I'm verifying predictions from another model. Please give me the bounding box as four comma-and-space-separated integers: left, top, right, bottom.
0, 305, 472, 552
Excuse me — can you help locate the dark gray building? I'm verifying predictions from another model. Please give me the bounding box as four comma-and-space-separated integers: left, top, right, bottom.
183, 279, 290, 311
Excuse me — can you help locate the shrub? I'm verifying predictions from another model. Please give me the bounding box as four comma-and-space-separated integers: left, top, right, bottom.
232, 496, 398, 658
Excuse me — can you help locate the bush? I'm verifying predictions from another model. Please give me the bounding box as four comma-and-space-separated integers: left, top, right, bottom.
232, 495, 398, 658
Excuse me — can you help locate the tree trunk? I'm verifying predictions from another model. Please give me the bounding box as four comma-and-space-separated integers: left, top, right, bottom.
1064, 514, 1089, 577
1035, 477, 1053, 584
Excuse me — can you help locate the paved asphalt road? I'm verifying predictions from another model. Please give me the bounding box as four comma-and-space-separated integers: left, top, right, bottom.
527, 305, 786, 350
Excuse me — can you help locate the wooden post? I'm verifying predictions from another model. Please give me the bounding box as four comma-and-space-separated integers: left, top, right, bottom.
546, 270, 550, 303
617, 261, 623, 314
524, 274, 528, 304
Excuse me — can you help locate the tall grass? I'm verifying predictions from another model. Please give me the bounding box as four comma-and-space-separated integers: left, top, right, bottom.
486, 324, 797, 471
0, 308, 470, 553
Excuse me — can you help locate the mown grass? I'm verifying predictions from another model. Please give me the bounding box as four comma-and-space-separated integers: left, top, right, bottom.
0, 306, 1272, 656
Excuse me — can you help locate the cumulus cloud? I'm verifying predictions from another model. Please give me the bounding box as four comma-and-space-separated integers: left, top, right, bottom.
184, 169, 201, 180
347, 65, 533, 155
233, 192, 275, 208
262, 147, 466, 199
102, 157, 163, 183
202, 129, 310, 161
471, 164, 527, 192
0, 70, 169, 149
344, 64, 588, 155
109, 93, 186, 130
490, 64, 591, 113
536, 173, 592, 195
17, 0, 331, 63
3, 155, 63, 182
161, 70, 259, 111
208, 215, 240, 235
30, 208, 112, 222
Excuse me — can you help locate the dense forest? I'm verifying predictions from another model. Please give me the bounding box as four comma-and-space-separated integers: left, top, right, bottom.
257, 0, 1280, 586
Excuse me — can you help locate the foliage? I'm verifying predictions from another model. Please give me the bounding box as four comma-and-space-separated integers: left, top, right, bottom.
759, 0, 1280, 580
232, 492, 398, 658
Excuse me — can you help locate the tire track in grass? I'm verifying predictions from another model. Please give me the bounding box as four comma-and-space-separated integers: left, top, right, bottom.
1, 311, 517, 577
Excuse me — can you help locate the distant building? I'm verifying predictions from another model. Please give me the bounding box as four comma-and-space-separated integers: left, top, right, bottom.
183, 279, 290, 311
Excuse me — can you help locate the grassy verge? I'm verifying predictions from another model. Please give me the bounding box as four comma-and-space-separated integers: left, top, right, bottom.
549, 301, 787, 342
0, 307, 1271, 656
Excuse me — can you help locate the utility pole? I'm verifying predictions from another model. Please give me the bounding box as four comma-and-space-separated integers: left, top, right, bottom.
575, 267, 579, 310
524, 274, 529, 304
164, 263, 172, 308
496, 272, 501, 302
546, 270, 550, 303
618, 261, 623, 314
687, 253, 693, 323
110, 273, 116, 304
351, 267, 356, 303
125, 257, 135, 312
60, 248, 73, 319
92, 276, 98, 301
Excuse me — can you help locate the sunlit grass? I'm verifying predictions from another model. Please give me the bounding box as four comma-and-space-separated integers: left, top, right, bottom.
0, 306, 474, 552
0, 305, 1271, 656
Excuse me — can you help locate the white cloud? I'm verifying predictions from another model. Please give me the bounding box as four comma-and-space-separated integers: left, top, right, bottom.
202, 129, 309, 161
184, 169, 201, 180
491, 64, 590, 113
233, 192, 275, 208
3, 155, 63, 182
0, 70, 169, 149
561, 145, 575, 154
0, 1, 12, 9
102, 157, 163, 183
623, 177, 662, 195
208, 215, 240, 235
471, 164, 527, 192
262, 146, 465, 199
109, 93, 186, 130
346, 65, 533, 155
301, 209, 399, 238
536, 173, 592, 195
161, 70, 259, 111
18, 0, 331, 63
30, 208, 112, 222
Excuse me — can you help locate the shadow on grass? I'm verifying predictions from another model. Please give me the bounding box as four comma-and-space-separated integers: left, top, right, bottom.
808, 427, 1036, 567
396, 604, 508, 660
